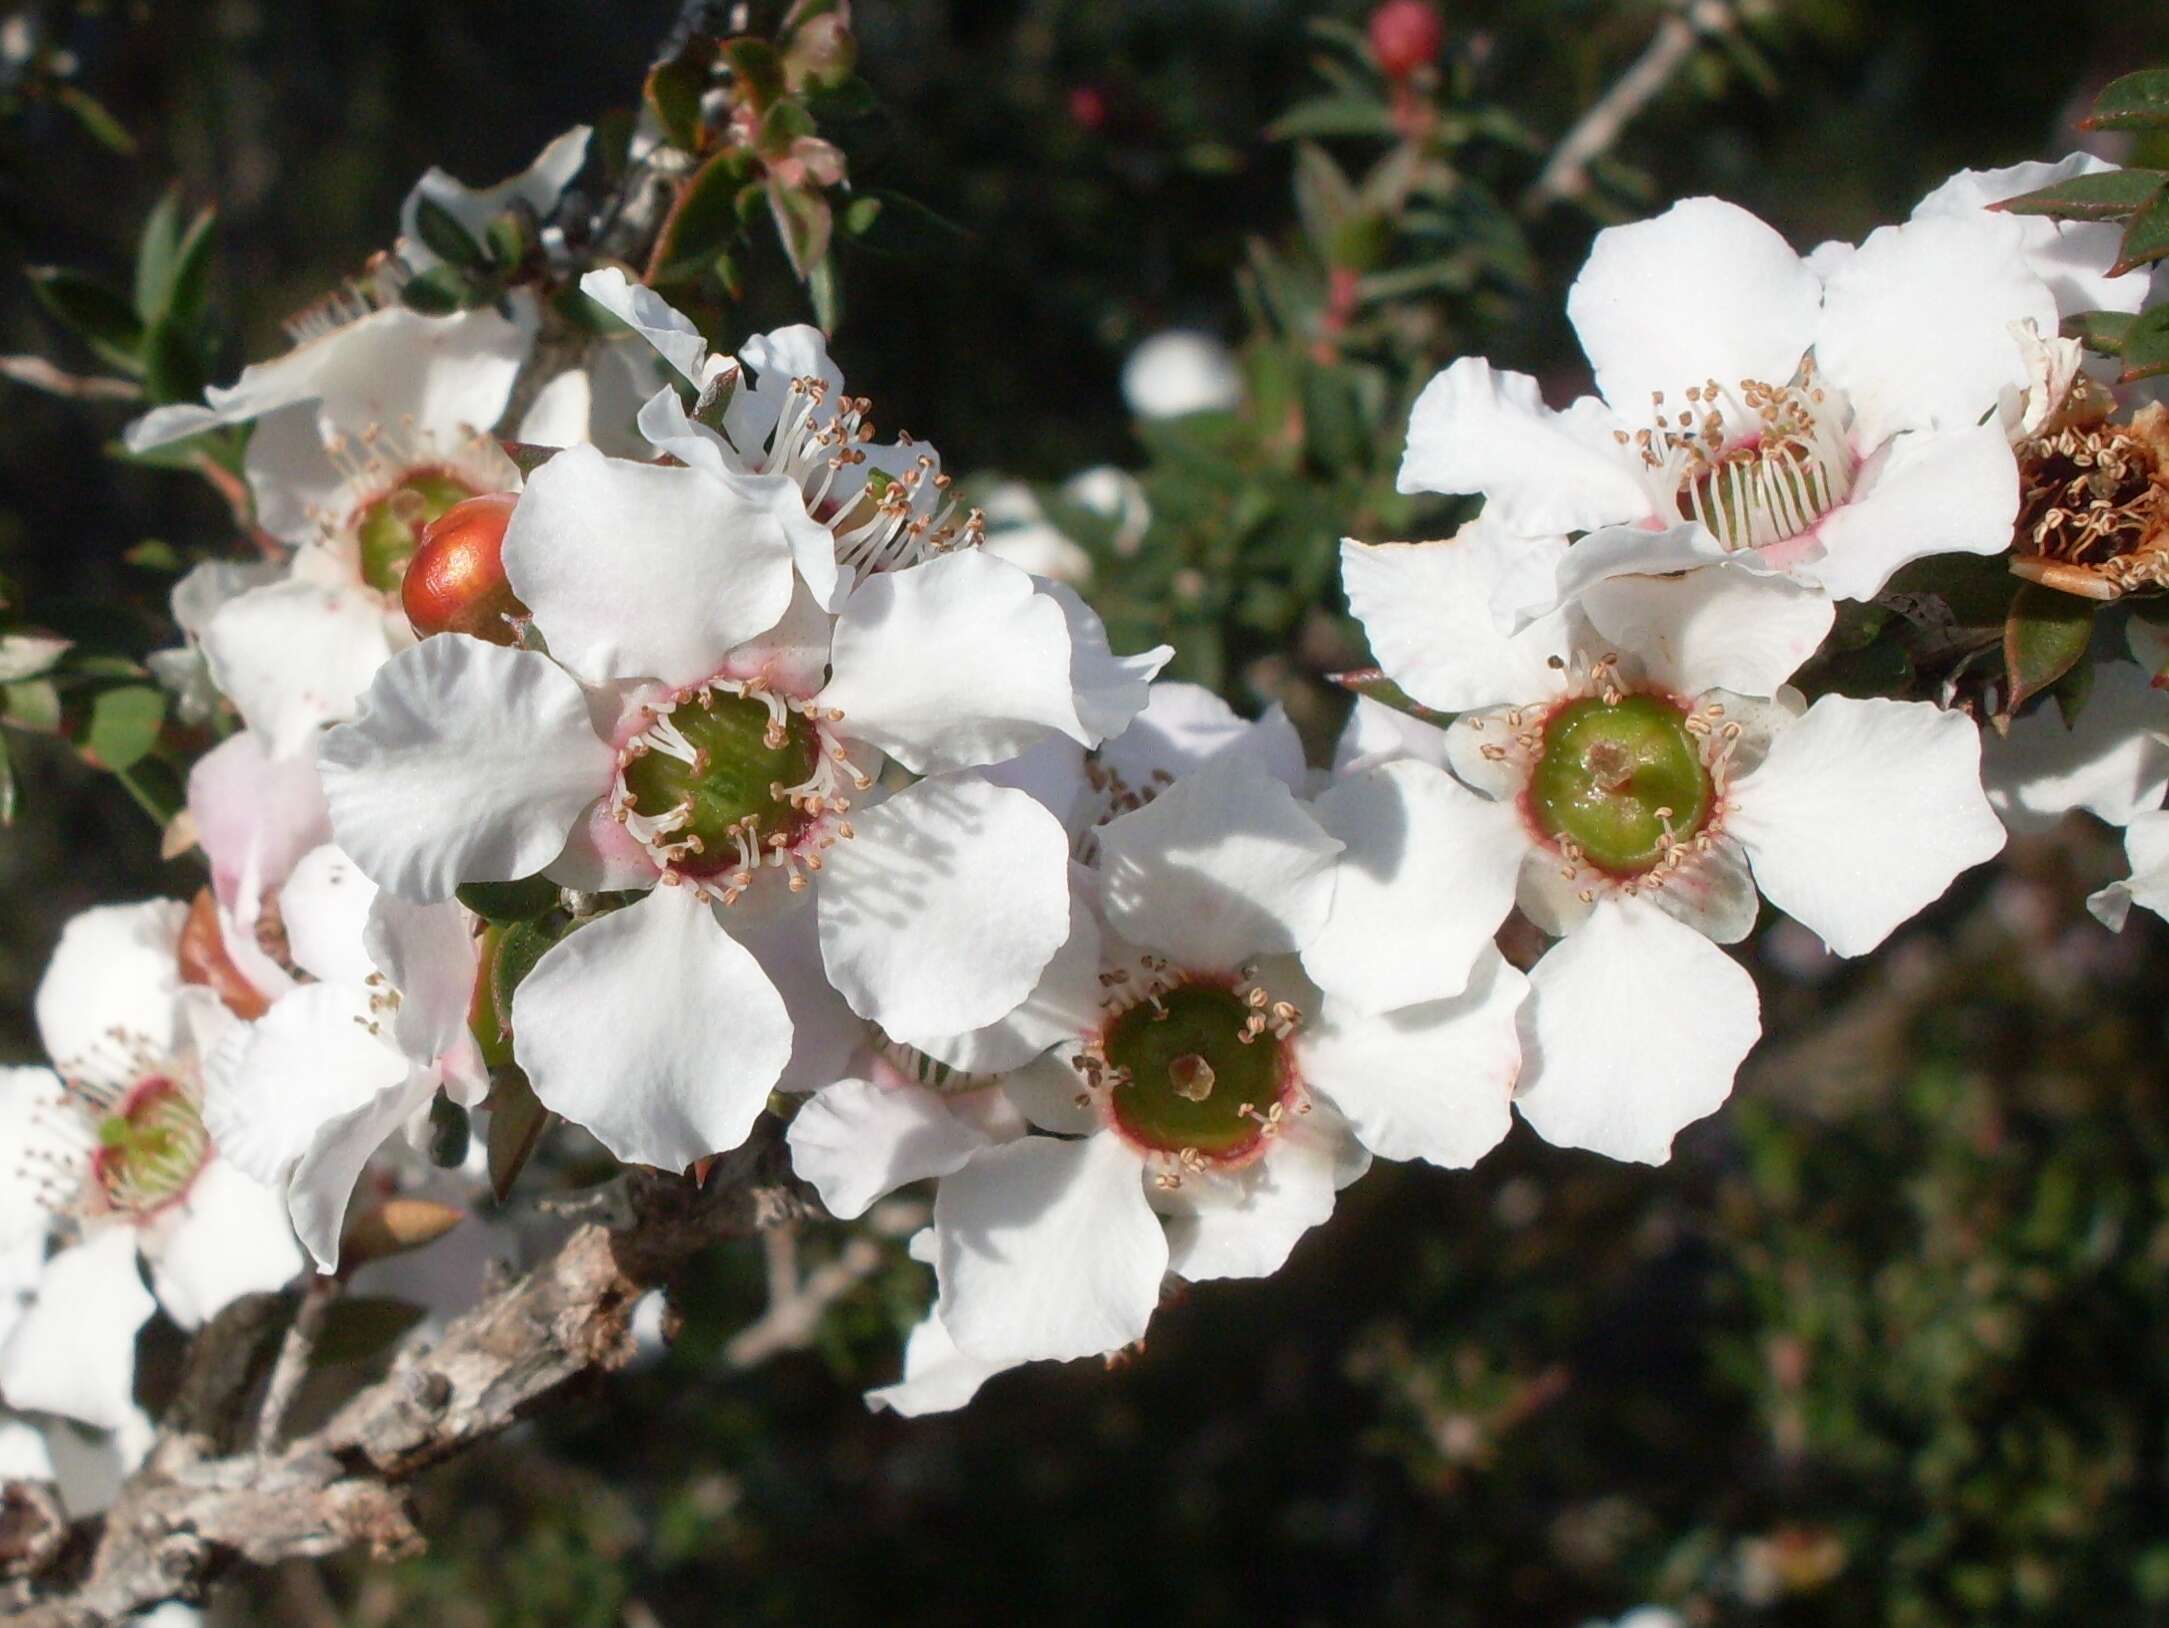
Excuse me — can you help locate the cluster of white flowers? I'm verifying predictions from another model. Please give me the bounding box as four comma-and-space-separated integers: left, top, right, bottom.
6, 137, 2167, 1449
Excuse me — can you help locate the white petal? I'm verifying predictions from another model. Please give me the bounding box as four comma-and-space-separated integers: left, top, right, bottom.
1396, 358, 1652, 532
1568, 197, 1822, 419
1160, 1114, 1351, 1282
1302, 759, 1525, 1010
0, 1068, 72, 1250
402, 128, 590, 269
1040, 580, 1172, 742
35, 900, 187, 1093
1729, 696, 2005, 956
202, 982, 413, 1187
0, 1229, 153, 1430
1802, 425, 2019, 603
576, 267, 712, 385
1301, 947, 1526, 1166
502, 446, 797, 688
288, 1072, 435, 1271
866, 1310, 1016, 1417
819, 776, 1072, 1043
1001, 1048, 1107, 1137
1580, 563, 1834, 699
911, 879, 1106, 1075
817, 552, 1086, 772
1643, 832, 1761, 945
143, 1160, 303, 1325
1515, 901, 1761, 1163
2090, 809, 2169, 929
200, 577, 402, 758
186, 730, 331, 925
935, 1134, 1167, 1364
366, 894, 486, 1099
512, 885, 792, 1169
1911, 157, 2145, 318
726, 324, 846, 456
279, 843, 379, 987
724, 898, 863, 1097
1984, 660, 2169, 834
785, 1079, 994, 1220
1816, 212, 2057, 444
1544, 521, 1758, 613
1333, 693, 1450, 774
1097, 752, 1343, 970
1343, 529, 1573, 713
320, 636, 612, 902
1122, 330, 1241, 418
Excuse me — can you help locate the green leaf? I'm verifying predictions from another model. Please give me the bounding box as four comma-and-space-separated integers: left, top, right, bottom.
163, 207, 218, 332
81, 684, 165, 771
456, 874, 563, 925
1266, 95, 1400, 141
2083, 70, 2169, 132
645, 57, 707, 151
412, 196, 488, 270
140, 316, 206, 406
759, 98, 817, 151
54, 85, 135, 155
1994, 167, 2167, 221
3, 679, 62, 734
2119, 304, 2169, 382
1328, 667, 1450, 723
311, 1297, 428, 1368
768, 180, 832, 279
720, 37, 786, 107
484, 207, 535, 272
123, 539, 184, 572
2064, 309, 2136, 355
809, 255, 842, 332
135, 188, 185, 322
485, 1066, 553, 1202
649, 151, 749, 287
2001, 583, 2097, 719
399, 264, 476, 316
838, 189, 967, 258
28, 267, 143, 373
804, 74, 878, 121
2114, 186, 2169, 274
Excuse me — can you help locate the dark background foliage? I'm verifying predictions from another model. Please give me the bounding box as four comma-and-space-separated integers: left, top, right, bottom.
6, 2, 2169, 1623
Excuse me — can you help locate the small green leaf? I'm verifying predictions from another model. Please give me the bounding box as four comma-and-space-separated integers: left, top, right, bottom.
54, 85, 135, 155
768, 180, 832, 279
645, 57, 707, 151
124, 539, 184, 572
2064, 309, 2136, 355
809, 254, 842, 332
2119, 304, 2169, 382
485, 1066, 553, 1202
400, 264, 476, 316
484, 207, 535, 272
1266, 95, 1400, 142
163, 207, 218, 332
135, 188, 185, 322
311, 1297, 428, 1367
456, 874, 563, 924
412, 196, 488, 270
3, 679, 62, 734
2084, 70, 2169, 132
837, 189, 965, 258
1995, 167, 2167, 221
759, 98, 817, 151
720, 37, 786, 107
2115, 186, 2169, 275
140, 316, 207, 406
81, 684, 165, 771
28, 267, 143, 373
2001, 583, 2097, 718
649, 151, 749, 287
803, 74, 878, 121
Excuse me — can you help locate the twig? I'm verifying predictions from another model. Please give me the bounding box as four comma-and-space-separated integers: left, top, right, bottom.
254, 1278, 338, 1456
0, 357, 140, 401
1522, 0, 1740, 215
0, 1131, 809, 1627
724, 1228, 885, 1371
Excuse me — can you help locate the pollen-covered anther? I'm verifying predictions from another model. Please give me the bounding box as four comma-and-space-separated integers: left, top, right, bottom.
1644, 363, 1856, 553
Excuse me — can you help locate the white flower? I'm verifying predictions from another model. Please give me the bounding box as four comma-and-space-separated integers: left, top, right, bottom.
1343, 525, 2006, 1159
0, 903, 301, 1429
580, 269, 977, 609
124, 305, 533, 756
201, 843, 486, 1270
319, 441, 1168, 1173
1400, 190, 2076, 602
1122, 330, 1241, 419
978, 468, 1151, 586
1982, 640, 2169, 837
396, 127, 591, 274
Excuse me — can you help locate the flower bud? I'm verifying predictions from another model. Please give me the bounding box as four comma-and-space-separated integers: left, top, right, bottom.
1367, 0, 1443, 80
402, 491, 529, 644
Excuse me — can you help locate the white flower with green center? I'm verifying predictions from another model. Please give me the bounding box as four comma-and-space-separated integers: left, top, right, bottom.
790, 748, 1531, 1382
318, 440, 1169, 1173
1398, 183, 2119, 603
0, 902, 301, 1431
581, 269, 981, 606
1342, 523, 2007, 1161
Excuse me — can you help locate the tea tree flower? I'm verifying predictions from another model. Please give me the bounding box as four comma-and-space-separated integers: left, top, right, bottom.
0, 903, 300, 1429
1399, 191, 2075, 601
321, 441, 1167, 1170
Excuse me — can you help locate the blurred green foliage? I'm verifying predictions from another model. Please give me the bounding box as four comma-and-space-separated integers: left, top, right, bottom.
7, 2, 2169, 1624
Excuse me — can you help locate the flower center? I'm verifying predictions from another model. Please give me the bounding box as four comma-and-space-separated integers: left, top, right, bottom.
614, 679, 865, 902
356, 468, 481, 593
91, 1076, 210, 1219
1096, 981, 1294, 1165
1628, 368, 1854, 552
2009, 408, 2169, 599
1527, 694, 1711, 876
